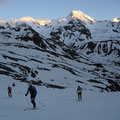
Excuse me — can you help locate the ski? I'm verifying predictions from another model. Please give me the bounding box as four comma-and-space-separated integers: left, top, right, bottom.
24, 107, 39, 111
77, 98, 82, 101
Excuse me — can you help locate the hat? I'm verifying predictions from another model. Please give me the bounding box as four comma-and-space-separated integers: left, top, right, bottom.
28, 82, 32, 86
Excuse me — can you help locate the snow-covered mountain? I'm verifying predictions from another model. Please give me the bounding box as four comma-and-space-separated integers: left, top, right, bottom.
0, 10, 120, 92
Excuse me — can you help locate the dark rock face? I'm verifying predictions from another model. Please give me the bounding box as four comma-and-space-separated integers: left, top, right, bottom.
80, 40, 120, 56
50, 19, 92, 41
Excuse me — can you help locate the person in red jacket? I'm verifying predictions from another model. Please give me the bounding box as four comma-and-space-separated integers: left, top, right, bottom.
8, 86, 12, 97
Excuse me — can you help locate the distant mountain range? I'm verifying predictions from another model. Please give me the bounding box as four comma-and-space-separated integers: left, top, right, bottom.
0, 10, 120, 92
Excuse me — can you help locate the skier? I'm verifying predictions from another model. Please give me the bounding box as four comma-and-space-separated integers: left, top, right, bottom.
25, 82, 37, 108
76, 86, 82, 100
7, 86, 12, 97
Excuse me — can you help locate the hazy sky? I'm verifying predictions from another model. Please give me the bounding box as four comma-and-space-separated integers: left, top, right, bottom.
0, 0, 120, 20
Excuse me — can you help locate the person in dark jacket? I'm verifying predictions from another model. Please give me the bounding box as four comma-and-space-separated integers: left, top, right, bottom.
8, 86, 12, 97
25, 83, 37, 108
76, 86, 82, 100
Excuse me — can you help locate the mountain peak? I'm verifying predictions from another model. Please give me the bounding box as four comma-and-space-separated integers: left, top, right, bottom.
0, 20, 5, 23
20, 16, 36, 22
36, 19, 51, 25
68, 10, 95, 22
112, 17, 120, 22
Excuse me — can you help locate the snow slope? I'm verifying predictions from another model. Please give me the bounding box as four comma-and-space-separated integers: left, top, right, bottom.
0, 10, 120, 120
0, 75, 120, 120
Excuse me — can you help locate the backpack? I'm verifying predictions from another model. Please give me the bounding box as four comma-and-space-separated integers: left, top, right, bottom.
77, 87, 82, 93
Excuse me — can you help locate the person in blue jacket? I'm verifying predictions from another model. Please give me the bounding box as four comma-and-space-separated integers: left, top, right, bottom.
25, 82, 37, 108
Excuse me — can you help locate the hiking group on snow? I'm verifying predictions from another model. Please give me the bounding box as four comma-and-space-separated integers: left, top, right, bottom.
7, 81, 82, 109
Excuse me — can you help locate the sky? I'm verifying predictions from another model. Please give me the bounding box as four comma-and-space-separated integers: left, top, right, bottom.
0, 0, 120, 20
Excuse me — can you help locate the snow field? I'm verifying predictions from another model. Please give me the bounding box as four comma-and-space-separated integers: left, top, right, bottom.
0, 75, 120, 120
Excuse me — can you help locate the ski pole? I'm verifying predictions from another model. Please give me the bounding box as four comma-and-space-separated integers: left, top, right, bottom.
39, 101, 45, 107
25, 96, 31, 108
36, 99, 45, 107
